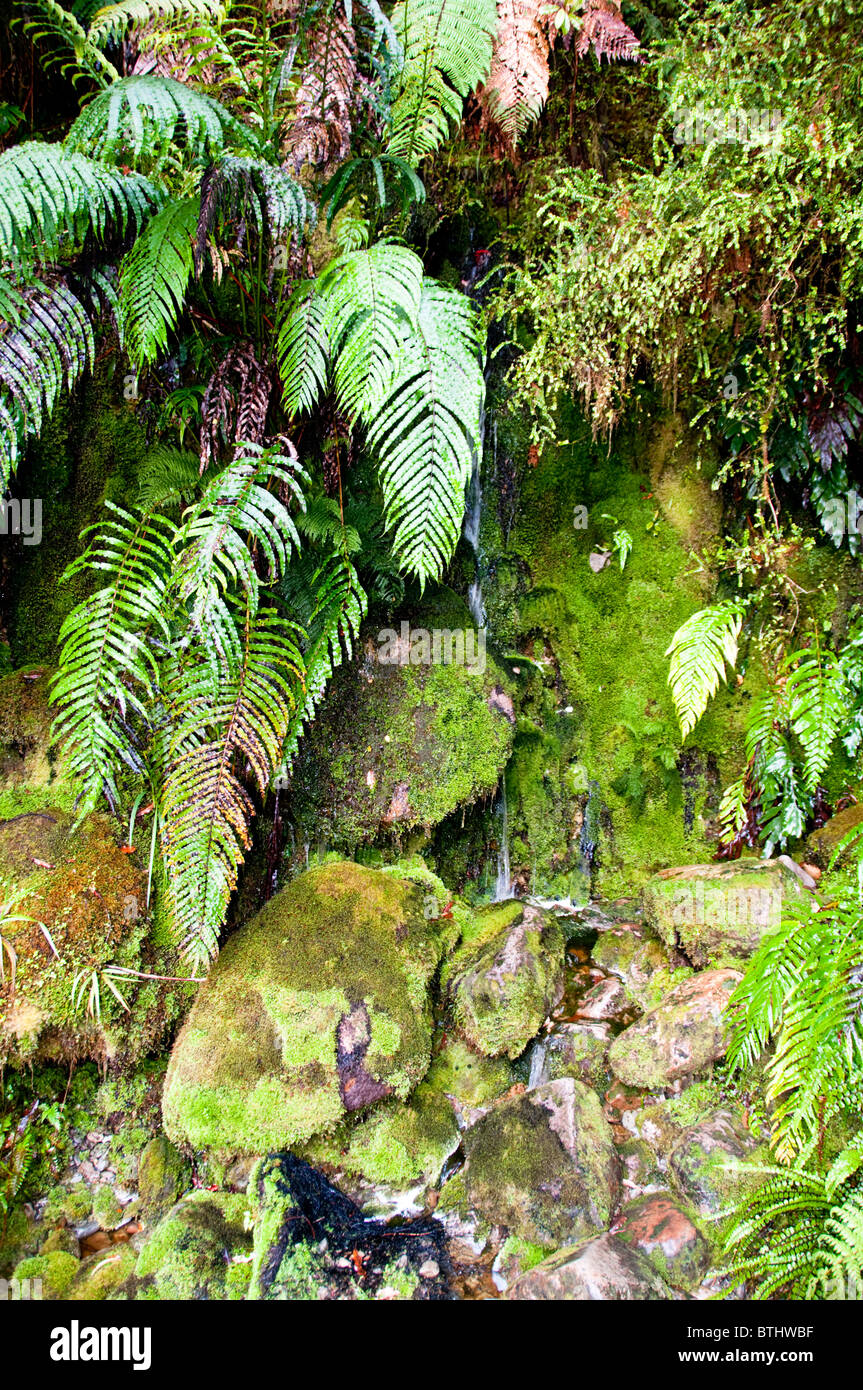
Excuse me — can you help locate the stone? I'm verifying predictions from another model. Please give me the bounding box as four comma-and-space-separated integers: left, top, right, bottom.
442, 900, 564, 1058
593, 927, 691, 1010
576, 975, 627, 1020
135, 1191, 253, 1300
641, 859, 811, 968
617, 1192, 712, 1289
506, 1233, 671, 1300
669, 1110, 762, 1217
163, 861, 457, 1153
439, 1078, 618, 1250
137, 1136, 192, 1221
608, 969, 741, 1089
526, 1025, 611, 1092
805, 803, 863, 869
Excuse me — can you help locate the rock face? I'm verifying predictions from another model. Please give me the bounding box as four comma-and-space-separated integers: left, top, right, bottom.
440, 1078, 619, 1249
642, 860, 810, 967
806, 802, 863, 868
617, 1192, 712, 1289
592, 926, 690, 1010
608, 969, 741, 1089
507, 1233, 670, 1300
442, 901, 564, 1058
162, 861, 457, 1153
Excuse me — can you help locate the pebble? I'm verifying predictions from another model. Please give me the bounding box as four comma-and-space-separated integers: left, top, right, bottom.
418, 1259, 439, 1279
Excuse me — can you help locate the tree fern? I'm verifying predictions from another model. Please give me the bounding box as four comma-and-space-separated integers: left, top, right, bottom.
387, 0, 498, 163
65, 75, 251, 165
119, 195, 199, 369
87, 0, 225, 47
666, 601, 743, 739
20, 0, 120, 87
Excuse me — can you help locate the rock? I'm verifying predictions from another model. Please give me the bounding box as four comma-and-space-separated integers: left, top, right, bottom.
0, 667, 74, 818
506, 1233, 671, 1300
576, 976, 627, 1020
669, 1110, 762, 1217
12, 1250, 79, 1299
617, 1192, 712, 1290
288, 590, 515, 847
301, 1086, 460, 1192
642, 860, 810, 967
67, 1243, 138, 1300
442, 900, 564, 1059
137, 1137, 192, 1221
92, 1185, 124, 1231
526, 1026, 611, 1092
420, 1036, 514, 1125
593, 927, 691, 1010
806, 803, 863, 869
439, 1078, 618, 1250
617, 1138, 665, 1197
608, 969, 741, 1089
163, 861, 457, 1153
135, 1191, 253, 1300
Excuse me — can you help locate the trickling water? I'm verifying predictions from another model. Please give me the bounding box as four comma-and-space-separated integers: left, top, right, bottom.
527, 1037, 548, 1089
493, 779, 511, 901
578, 779, 602, 881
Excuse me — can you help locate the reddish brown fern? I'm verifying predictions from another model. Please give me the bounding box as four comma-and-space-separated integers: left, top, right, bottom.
575, 0, 641, 63
284, 17, 362, 171
482, 0, 554, 140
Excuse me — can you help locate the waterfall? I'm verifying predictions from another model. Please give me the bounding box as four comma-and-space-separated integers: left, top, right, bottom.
527, 1037, 548, 1090
493, 778, 511, 901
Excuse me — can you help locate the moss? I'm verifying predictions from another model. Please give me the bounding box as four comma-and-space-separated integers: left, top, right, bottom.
137, 1136, 192, 1221
302, 1087, 460, 1189
377, 1258, 421, 1300
288, 588, 514, 847
67, 1243, 138, 1300
163, 861, 455, 1153
0, 1205, 38, 1277
421, 1036, 514, 1113
42, 1185, 92, 1227
13, 1250, 79, 1298
134, 1191, 253, 1300
494, 1233, 547, 1286
92, 1185, 124, 1231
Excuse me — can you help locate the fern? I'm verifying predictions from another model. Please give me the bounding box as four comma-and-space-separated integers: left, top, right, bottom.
136, 444, 203, 511
119, 195, 199, 369
87, 0, 225, 47
666, 601, 743, 739
482, 0, 552, 139
65, 75, 251, 165
20, 0, 120, 87
387, 0, 498, 163
365, 278, 484, 586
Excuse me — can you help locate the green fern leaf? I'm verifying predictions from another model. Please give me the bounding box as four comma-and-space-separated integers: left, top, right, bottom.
119, 195, 199, 369
65, 75, 251, 164
666, 601, 743, 739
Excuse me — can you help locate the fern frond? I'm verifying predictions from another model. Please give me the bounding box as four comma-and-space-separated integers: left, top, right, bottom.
195, 156, 308, 271
482, 0, 551, 139
49, 502, 175, 812
785, 644, 847, 792
285, 11, 361, 169
119, 195, 199, 369
276, 279, 332, 417
21, 0, 119, 87
160, 603, 304, 969
387, 0, 498, 163
136, 444, 202, 511
666, 601, 743, 739
88, 0, 224, 46
363, 278, 484, 587
65, 75, 251, 164
575, 0, 641, 63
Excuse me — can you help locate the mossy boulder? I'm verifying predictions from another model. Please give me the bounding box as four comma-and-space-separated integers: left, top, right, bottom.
805, 802, 863, 869
287, 589, 515, 847
609, 969, 741, 1089
592, 925, 690, 1010
617, 1192, 712, 1290
421, 1036, 514, 1125
163, 861, 458, 1154
439, 1078, 619, 1250
642, 859, 811, 968
302, 1087, 461, 1192
525, 1025, 611, 1092
620, 1081, 726, 1155
134, 1191, 253, 1300
67, 1243, 138, 1300
12, 1250, 79, 1299
506, 1232, 671, 1300
92, 1185, 124, 1231
668, 1109, 763, 1218
442, 900, 564, 1059
137, 1137, 192, 1221
0, 811, 186, 1067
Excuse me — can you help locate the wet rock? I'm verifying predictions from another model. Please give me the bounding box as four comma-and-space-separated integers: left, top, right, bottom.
421, 1036, 514, 1126
608, 969, 741, 1089
135, 1191, 253, 1300
806, 802, 863, 869
617, 1138, 665, 1197
576, 976, 627, 1020
526, 1026, 611, 1092
439, 1078, 618, 1250
301, 1086, 460, 1193
442, 900, 564, 1059
506, 1233, 671, 1300
67, 1243, 138, 1301
593, 928, 691, 1010
642, 860, 811, 968
137, 1136, 192, 1222
669, 1110, 762, 1217
617, 1192, 712, 1290
163, 861, 457, 1153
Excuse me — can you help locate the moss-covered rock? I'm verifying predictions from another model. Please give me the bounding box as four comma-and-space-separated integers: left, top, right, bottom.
301, 1087, 460, 1191
805, 802, 863, 869
668, 1109, 764, 1219
137, 1137, 192, 1222
0, 811, 188, 1067
592, 925, 691, 1010
525, 1025, 612, 1092
505, 1232, 671, 1300
0, 668, 77, 820
163, 861, 458, 1154
642, 859, 812, 967
439, 1078, 618, 1250
12, 1250, 79, 1298
608, 969, 741, 1089
288, 589, 515, 847
442, 900, 564, 1058
92, 1185, 124, 1231
421, 1036, 514, 1124
67, 1243, 138, 1300
617, 1192, 712, 1290
134, 1191, 253, 1300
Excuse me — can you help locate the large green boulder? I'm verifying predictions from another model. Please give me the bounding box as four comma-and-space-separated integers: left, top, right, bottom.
162, 861, 458, 1154
608, 969, 741, 1089
442, 900, 564, 1058
641, 859, 811, 968
134, 1191, 253, 1300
